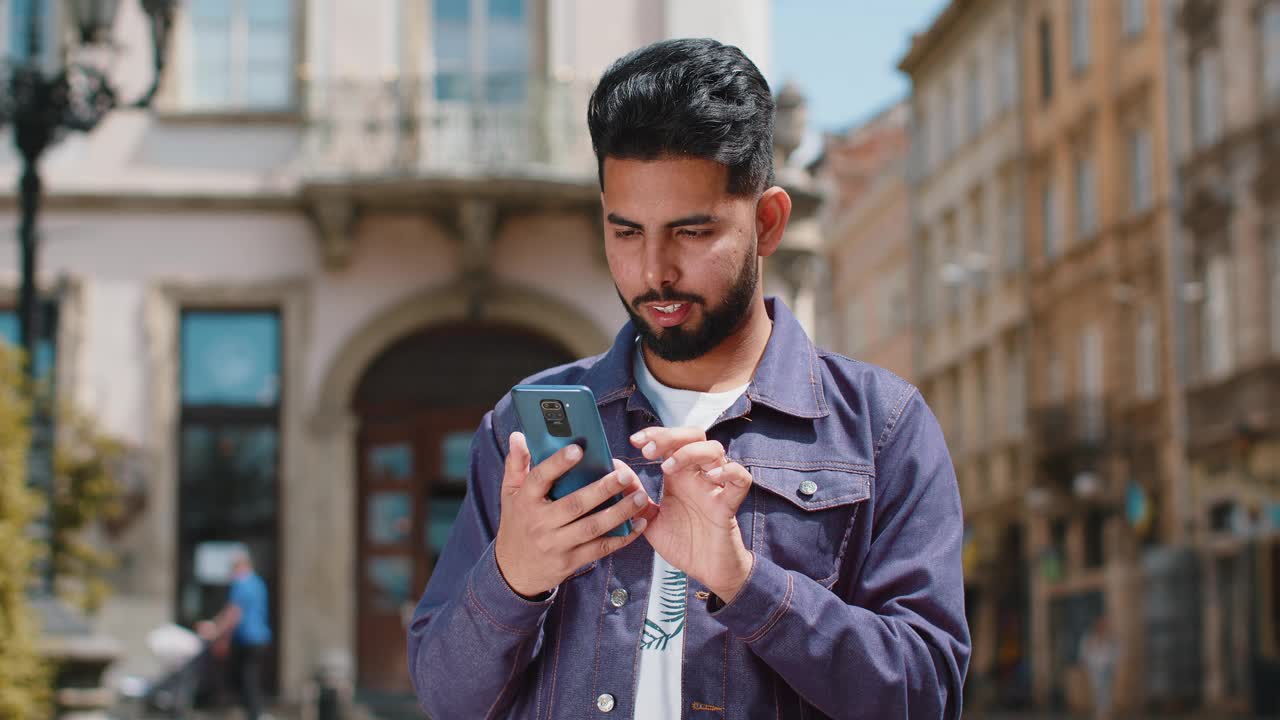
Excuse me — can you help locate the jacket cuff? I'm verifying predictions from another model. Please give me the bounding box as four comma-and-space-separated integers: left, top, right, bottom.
465, 539, 558, 636
708, 553, 795, 644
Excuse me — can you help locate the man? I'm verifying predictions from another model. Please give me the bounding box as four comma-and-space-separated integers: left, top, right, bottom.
408, 38, 969, 719
198, 550, 272, 720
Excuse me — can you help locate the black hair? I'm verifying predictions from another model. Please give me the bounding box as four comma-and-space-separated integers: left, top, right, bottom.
587, 38, 775, 197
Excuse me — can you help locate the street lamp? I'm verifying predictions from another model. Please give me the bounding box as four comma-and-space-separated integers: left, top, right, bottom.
0, 0, 175, 595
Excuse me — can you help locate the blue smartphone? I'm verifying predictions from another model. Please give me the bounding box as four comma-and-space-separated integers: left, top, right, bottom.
510, 384, 632, 537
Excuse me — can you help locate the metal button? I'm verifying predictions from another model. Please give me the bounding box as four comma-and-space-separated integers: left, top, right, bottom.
596, 693, 616, 712
609, 588, 629, 608
798, 480, 818, 497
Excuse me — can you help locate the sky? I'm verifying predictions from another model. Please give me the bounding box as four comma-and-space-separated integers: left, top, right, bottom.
770, 0, 951, 136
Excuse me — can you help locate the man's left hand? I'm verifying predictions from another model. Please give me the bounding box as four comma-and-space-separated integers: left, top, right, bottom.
629, 427, 754, 602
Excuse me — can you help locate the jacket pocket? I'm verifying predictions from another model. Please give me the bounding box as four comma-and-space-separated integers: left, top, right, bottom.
744, 463, 871, 587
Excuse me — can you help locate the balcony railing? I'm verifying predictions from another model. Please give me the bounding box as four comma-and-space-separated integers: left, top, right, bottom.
299, 76, 598, 181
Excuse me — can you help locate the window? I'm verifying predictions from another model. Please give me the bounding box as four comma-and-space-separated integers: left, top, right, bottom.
1136, 305, 1159, 399
921, 230, 938, 326
176, 311, 281, 638
976, 353, 990, 448
1265, 4, 1280, 102
881, 270, 910, 335
1007, 339, 1026, 436
1192, 51, 1223, 149
1048, 349, 1065, 404
1129, 127, 1153, 213
941, 87, 955, 159
1043, 176, 1059, 261
186, 0, 294, 110
945, 216, 961, 315
1269, 225, 1280, 355
1040, 17, 1055, 104
0, 302, 56, 380
5, 0, 59, 65
971, 189, 990, 291
1123, 0, 1146, 38
434, 0, 530, 103
950, 372, 965, 452
968, 56, 983, 138
999, 35, 1018, 112
1074, 154, 1098, 240
1004, 178, 1024, 271
1202, 255, 1234, 378
1071, 0, 1091, 72
1080, 324, 1104, 440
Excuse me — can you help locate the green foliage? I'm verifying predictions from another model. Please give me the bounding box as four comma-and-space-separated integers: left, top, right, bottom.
0, 346, 50, 718
52, 405, 125, 615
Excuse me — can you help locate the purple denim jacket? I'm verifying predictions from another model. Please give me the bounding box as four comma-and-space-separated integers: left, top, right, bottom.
408, 298, 969, 719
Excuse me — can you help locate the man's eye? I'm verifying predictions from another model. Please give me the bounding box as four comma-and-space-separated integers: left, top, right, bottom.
677, 229, 711, 238
614, 229, 640, 238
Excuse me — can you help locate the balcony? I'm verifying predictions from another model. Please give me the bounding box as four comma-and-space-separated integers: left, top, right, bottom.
1032, 397, 1111, 492
299, 76, 598, 184
1186, 360, 1280, 451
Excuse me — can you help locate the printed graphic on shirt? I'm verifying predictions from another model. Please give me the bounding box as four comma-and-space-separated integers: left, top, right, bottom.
641, 568, 687, 651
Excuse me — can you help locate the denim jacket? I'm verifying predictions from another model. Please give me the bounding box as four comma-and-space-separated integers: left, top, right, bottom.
408, 298, 969, 719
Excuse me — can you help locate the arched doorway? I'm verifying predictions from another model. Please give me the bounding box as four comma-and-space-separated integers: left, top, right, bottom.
351, 322, 575, 691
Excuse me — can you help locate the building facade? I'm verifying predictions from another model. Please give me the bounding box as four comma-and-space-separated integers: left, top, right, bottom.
817, 102, 914, 381
898, 0, 1033, 710
0, 0, 828, 704
1171, 0, 1280, 713
1018, 0, 1191, 712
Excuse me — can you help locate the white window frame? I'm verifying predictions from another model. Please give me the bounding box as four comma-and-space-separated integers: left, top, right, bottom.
181, 0, 297, 112
999, 35, 1018, 112
1007, 340, 1026, 437
1192, 50, 1223, 149
1264, 3, 1280, 104
968, 55, 983, 139
1136, 305, 1159, 399
1129, 127, 1153, 213
1004, 178, 1024, 272
1071, 0, 1091, 72
1202, 254, 1235, 379
1075, 154, 1098, 239
1122, 0, 1146, 38
1080, 324, 1104, 439
1043, 178, 1059, 262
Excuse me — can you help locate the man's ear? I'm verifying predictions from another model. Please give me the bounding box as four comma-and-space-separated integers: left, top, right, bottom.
755, 186, 792, 258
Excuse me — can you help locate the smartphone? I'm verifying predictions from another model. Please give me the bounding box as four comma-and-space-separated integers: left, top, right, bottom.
511, 384, 632, 537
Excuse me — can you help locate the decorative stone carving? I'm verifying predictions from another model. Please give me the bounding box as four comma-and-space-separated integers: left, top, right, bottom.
309, 196, 358, 271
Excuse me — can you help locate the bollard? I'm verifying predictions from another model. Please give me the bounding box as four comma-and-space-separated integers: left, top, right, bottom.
313, 650, 354, 720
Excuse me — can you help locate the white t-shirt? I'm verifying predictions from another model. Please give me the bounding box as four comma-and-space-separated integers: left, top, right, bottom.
632, 344, 748, 719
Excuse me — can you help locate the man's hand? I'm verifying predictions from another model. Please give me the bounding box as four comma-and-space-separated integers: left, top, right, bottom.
494, 431, 650, 598
630, 427, 754, 602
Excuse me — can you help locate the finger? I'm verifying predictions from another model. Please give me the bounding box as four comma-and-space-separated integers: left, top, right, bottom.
659, 440, 726, 476
501, 432, 531, 496
560, 487, 650, 548
629, 426, 706, 460
715, 462, 753, 511
570, 517, 648, 567
525, 443, 584, 499
547, 459, 642, 527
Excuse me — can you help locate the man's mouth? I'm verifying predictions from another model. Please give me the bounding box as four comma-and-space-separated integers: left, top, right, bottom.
646, 302, 693, 328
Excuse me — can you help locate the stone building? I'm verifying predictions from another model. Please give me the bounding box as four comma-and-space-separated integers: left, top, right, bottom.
1017, 0, 1189, 712
1170, 0, 1280, 713
898, 0, 1033, 710
0, 0, 834, 706
816, 101, 914, 382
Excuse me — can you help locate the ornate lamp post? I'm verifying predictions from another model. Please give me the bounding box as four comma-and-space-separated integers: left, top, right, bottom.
2, 0, 174, 583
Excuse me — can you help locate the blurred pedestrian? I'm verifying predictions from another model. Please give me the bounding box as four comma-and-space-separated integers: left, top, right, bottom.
198, 550, 272, 720
1079, 615, 1117, 720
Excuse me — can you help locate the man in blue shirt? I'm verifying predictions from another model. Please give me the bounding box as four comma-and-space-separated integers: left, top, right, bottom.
199, 551, 272, 720
408, 38, 969, 718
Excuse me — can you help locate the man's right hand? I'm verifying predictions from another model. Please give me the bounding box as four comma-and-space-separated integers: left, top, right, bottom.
494, 431, 652, 598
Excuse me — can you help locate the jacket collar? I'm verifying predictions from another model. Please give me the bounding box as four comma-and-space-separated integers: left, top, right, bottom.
580, 296, 829, 420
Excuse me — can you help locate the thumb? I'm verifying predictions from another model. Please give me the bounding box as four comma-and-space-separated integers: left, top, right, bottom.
718, 462, 753, 512
502, 432, 531, 497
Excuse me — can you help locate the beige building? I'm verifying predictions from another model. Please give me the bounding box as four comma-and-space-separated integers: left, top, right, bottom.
1170, 0, 1280, 713
817, 102, 914, 381
898, 0, 1033, 710
1018, 0, 1189, 712
0, 0, 835, 708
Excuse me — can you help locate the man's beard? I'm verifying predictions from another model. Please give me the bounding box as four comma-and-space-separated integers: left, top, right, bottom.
618, 248, 758, 363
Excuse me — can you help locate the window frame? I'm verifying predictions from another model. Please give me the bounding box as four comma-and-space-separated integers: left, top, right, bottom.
1071, 0, 1091, 73
179, 0, 300, 113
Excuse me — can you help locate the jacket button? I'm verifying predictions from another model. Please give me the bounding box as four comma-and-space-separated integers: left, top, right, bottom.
609, 588, 629, 608
798, 480, 818, 497
597, 693, 616, 712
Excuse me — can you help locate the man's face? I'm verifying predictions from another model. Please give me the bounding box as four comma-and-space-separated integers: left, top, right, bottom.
601, 156, 760, 362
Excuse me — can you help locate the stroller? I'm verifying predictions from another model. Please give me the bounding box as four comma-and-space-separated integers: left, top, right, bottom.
115, 624, 212, 718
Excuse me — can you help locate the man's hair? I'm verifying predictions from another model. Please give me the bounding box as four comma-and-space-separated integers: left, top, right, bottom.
587, 38, 776, 197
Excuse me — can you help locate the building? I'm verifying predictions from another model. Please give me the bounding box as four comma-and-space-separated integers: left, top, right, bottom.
897, 0, 1033, 710
0, 0, 829, 706
1017, 0, 1191, 712
1170, 0, 1280, 713
816, 102, 915, 382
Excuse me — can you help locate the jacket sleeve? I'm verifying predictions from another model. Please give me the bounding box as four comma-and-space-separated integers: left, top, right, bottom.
407, 410, 556, 719
710, 389, 971, 719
